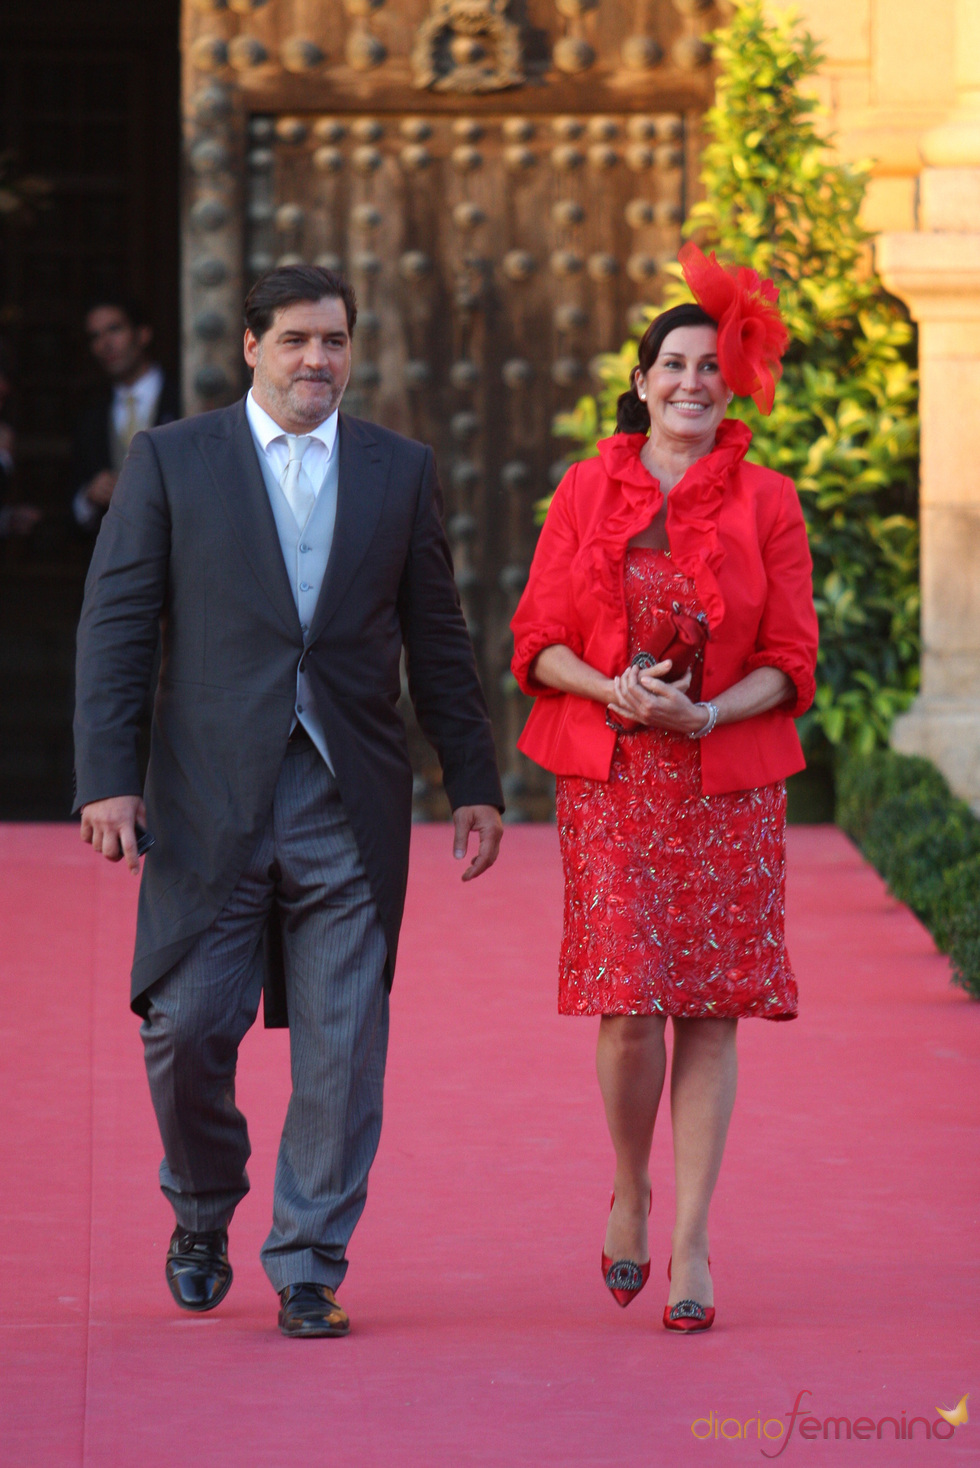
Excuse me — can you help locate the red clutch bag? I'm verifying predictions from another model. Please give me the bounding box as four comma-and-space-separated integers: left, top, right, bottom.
606, 602, 709, 734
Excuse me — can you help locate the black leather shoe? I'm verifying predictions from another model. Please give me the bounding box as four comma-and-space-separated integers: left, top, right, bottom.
165, 1227, 233, 1312
278, 1283, 350, 1338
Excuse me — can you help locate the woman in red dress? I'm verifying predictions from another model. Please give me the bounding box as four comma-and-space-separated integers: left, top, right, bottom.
511, 246, 818, 1331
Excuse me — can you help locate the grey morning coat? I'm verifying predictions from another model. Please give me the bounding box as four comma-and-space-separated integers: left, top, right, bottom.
74, 398, 503, 1025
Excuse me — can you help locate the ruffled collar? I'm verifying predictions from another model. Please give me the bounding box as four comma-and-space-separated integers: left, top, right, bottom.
585, 419, 752, 630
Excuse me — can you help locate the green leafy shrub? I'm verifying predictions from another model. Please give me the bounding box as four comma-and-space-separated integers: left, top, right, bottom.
836, 750, 980, 999
941, 856, 980, 997
835, 747, 947, 847
863, 790, 980, 934
552, 0, 920, 760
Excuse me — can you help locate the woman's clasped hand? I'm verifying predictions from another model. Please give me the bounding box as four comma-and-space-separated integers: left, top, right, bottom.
607, 660, 708, 735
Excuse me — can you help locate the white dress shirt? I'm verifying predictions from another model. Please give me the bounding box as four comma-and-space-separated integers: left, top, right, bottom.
244, 389, 338, 494
111, 364, 165, 439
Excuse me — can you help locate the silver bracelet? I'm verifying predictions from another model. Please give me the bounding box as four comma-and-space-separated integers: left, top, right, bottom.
688, 701, 719, 739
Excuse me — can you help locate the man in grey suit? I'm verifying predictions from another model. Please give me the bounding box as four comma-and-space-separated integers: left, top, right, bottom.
74, 265, 504, 1337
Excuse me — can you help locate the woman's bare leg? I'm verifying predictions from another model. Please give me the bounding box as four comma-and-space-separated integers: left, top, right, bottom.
667, 1016, 738, 1307
596, 1014, 668, 1263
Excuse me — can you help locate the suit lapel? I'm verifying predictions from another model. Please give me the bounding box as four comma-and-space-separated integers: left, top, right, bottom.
309, 413, 391, 642
197, 399, 300, 639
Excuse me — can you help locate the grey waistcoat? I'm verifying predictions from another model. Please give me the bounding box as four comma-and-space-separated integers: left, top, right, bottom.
250, 431, 339, 769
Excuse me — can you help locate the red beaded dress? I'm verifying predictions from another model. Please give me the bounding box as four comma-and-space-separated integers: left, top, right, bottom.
555, 546, 798, 1021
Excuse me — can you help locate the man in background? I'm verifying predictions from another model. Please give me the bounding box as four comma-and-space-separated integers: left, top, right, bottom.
71, 297, 179, 532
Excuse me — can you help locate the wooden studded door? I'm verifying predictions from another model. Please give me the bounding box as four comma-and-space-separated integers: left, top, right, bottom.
245, 110, 686, 816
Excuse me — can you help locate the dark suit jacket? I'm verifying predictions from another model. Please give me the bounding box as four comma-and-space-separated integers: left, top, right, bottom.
73, 398, 503, 1025
71, 370, 180, 519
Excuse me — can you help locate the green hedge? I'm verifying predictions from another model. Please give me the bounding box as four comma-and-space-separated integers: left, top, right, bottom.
836, 750, 980, 998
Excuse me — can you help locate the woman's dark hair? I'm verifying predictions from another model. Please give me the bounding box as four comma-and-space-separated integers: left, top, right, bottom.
615, 302, 717, 433
244, 265, 358, 339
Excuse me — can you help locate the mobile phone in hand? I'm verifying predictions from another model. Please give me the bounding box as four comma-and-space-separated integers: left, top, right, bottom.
135, 824, 156, 857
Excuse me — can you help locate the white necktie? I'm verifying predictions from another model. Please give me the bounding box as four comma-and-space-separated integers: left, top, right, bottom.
280, 435, 316, 529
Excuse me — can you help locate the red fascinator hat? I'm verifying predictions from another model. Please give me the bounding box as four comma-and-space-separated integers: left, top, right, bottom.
678, 241, 789, 415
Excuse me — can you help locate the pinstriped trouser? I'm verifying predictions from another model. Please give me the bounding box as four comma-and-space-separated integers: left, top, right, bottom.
139, 740, 389, 1292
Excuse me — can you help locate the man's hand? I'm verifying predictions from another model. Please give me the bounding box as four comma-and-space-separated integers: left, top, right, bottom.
452, 804, 503, 882
80, 795, 147, 875
85, 469, 118, 509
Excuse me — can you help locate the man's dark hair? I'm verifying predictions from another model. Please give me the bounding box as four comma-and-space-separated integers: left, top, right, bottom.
84, 295, 152, 331
244, 265, 357, 340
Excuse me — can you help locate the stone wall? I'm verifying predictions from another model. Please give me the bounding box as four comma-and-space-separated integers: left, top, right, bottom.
769, 0, 956, 232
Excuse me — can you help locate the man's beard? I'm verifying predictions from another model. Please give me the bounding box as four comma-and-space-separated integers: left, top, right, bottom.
262, 369, 347, 427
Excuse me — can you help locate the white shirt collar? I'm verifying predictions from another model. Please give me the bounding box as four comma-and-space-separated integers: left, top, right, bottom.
113, 364, 164, 407
246, 388, 339, 461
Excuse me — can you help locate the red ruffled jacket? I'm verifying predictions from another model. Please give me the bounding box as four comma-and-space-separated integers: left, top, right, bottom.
510, 422, 819, 796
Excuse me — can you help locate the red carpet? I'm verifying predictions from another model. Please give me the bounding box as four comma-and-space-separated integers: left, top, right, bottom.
0, 824, 976, 1466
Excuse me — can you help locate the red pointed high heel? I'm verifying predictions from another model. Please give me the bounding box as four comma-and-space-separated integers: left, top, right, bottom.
601, 1191, 651, 1308
663, 1254, 715, 1332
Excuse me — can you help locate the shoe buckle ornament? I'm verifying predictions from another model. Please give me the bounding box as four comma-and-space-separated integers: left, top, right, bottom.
605, 1259, 644, 1291
669, 1298, 706, 1321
